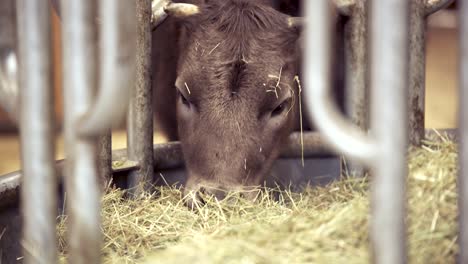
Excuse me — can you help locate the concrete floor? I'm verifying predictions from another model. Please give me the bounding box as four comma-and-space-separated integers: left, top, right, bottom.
0, 25, 460, 175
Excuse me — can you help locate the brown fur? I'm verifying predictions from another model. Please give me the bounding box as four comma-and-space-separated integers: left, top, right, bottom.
160, 0, 302, 203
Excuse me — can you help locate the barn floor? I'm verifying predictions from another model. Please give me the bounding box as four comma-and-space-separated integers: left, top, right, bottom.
0, 23, 460, 176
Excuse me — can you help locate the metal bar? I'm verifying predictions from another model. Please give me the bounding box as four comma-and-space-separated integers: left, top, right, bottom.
77, 0, 137, 137
458, 0, 468, 262
127, 0, 154, 193
98, 134, 112, 188
344, 0, 368, 130
408, 0, 426, 146
303, 1, 376, 165
305, 0, 409, 263
369, 0, 409, 263
16, 0, 57, 262
343, 0, 368, 176
60, 0, 101, 262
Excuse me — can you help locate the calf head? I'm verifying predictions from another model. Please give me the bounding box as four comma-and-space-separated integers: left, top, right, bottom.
170, 0, 302, 204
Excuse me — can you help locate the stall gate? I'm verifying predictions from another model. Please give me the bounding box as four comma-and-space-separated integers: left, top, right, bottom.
0, 0, 464, 263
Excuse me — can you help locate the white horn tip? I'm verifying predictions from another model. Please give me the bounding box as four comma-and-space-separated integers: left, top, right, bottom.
288, 17, 303, 28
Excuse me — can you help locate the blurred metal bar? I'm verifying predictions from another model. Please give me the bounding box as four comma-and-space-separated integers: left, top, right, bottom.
369, 0, 409, 263
344, 0, 368, 130
0, 0, 18, 121
16, 0, 57, 262
425, 0, 455, 16
304, 0, 408, 263
60, 0, 101, 263
343, 0, 368, 176
458, 0, 468, 262
127, 0, 154, 193
408, 0, 426, 146
303, 1, 376, 165
77, 0, 137, 137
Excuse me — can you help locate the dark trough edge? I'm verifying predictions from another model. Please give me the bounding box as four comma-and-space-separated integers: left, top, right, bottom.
0, 129, 457, 209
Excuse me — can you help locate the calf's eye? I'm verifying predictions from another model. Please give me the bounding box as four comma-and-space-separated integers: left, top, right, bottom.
271, 98, 291, 118
177, 90, 190, 107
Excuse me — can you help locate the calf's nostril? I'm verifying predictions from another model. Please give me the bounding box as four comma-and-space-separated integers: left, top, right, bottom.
211, 189, 226, 200
183, 189, 205, 210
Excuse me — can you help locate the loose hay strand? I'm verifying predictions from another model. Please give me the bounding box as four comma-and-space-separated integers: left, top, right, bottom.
295, 75, 305, 167
184, 82, 191, 95
57, 139, 459, 263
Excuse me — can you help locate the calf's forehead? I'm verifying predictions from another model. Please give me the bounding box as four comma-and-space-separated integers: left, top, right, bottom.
178, 59, 293, 104
179, 42, 294, 86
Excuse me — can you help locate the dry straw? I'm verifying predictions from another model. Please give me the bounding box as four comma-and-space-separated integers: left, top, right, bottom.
58, 136, 459, 263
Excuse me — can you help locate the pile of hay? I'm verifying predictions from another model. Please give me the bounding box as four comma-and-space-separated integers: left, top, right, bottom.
58, 138, 459, 263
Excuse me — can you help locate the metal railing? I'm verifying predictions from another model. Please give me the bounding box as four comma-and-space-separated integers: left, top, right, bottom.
305, 1, 458, 264
0, 0, 462, 263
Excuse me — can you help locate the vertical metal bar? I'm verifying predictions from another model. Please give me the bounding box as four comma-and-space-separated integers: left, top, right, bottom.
60, 0, 101, 262
98, 134, 112, 188
369, 0, 409, 263
306, 0, 408, 262
458, 0, 468, 262
76, 0, 137, 137
127, 0, 154, 193
408, 0, 426, 146
16, 0, 57, 263
305, 1, 408, 262
304, 0, 375, 164
343, 0, 368, 176
344, 0, 368, 130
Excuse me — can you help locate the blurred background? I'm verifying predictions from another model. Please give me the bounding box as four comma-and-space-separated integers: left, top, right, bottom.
0, 2, 460, 175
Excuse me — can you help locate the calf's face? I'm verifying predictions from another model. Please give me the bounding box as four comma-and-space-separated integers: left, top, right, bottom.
173, 0, 301, 203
